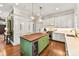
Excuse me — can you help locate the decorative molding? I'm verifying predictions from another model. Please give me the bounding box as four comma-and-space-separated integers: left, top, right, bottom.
43, 9, 74, 19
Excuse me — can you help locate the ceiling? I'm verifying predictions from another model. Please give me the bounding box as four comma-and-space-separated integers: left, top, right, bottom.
0, 3, 76, 19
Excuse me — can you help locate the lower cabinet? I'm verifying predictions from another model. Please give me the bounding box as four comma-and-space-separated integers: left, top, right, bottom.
38, 36, 49, 53
52, 33, 65, 42
20, 38, 32, 56
20, 35, 49, 56
65, 42, 69, 56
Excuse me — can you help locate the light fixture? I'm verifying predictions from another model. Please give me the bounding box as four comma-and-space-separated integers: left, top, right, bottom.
30, 3, 35, 20
30, 16, 35, 20
39, 18, 42, 22
39, 7, 43, 22
56, 8, 59, 10
30, 4, 43, 22
0, 4, 3, 7
15, 3, 19, 5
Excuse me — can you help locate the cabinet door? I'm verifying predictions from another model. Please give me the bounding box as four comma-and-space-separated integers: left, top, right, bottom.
38, 35, 49, 53
20, 38, 32, 56
53, 33, 65, 42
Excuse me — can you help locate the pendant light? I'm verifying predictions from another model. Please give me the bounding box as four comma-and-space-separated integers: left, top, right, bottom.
39, 6, 43, 22
30, 3, 35, 20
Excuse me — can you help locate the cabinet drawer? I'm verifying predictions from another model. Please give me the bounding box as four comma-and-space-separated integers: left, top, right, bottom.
38, 35, 49, 53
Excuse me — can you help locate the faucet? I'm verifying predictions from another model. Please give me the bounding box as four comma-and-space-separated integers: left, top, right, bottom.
75, 29, 77, 37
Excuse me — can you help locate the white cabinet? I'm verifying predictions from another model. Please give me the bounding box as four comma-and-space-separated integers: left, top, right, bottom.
54, 14, 74, 28
36, 22, 41, 32
54, 16, 61, 28
11, 7, 34, 46
52, 33, 65, 42
42, 12, 74, 28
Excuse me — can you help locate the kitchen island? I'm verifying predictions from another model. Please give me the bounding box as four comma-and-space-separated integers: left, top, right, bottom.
20, 32, 49, 56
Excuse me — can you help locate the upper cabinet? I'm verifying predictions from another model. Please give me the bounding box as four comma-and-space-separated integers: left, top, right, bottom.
42, 10, 74, 28
54, 14, 74, 28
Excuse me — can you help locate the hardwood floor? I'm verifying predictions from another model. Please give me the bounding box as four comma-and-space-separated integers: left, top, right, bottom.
0, 39, 6, 56
5, 44, 20, 56
0, 40, 20, 56
0, 34, 20, 56
40, 40, 66, 56
0, 40, 66, 56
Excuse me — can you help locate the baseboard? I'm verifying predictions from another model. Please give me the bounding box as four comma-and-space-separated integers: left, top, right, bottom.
50, 39, 65, 43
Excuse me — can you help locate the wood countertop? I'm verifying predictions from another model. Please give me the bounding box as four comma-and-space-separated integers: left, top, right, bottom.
21, 32, 48, 42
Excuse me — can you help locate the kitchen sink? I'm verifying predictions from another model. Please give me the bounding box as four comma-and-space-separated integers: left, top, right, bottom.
67, 34, 75, 37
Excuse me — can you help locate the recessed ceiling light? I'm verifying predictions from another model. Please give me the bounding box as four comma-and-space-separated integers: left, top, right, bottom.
56, 8, 59, 10
0, 4, 3, 7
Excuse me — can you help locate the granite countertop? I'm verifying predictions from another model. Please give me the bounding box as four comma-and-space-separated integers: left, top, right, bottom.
53, 28, 75, 36
66, 36, 79, 56
21, 32, 48, 42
